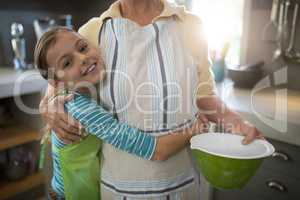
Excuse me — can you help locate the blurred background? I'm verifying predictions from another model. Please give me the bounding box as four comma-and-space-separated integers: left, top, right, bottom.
0, 0, 299, 200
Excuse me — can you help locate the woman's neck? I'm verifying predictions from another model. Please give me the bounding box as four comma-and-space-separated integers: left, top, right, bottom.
119, 0, 163, 26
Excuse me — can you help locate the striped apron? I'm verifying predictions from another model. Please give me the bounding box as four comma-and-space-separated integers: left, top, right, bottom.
98, 17, 201, 200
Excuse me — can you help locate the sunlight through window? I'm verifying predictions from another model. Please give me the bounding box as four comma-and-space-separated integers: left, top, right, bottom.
191, 0, 244, 65
170, 0, 244, 65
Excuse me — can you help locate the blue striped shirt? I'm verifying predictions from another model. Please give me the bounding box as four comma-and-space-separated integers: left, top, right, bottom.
51, 93, 157, 197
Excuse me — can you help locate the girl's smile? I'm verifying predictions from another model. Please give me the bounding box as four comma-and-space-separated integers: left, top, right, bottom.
46, 31, 105, 89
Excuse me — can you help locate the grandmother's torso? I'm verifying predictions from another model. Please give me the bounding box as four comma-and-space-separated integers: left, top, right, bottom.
99, 17, 199, 134
98, 17, 200, 195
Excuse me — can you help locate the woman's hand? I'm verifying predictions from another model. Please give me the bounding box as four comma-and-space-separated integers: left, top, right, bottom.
197, 96, 264, 145
40, 85, 83, 144
234, 120, 265, 145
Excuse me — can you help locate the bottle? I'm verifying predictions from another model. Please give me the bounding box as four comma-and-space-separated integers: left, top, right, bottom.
11, 23, 27, 71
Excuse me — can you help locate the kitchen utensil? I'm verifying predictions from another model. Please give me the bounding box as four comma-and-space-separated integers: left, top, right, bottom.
262, 0, 280, 42
33, 15, 73, 40
227, 61, 264, 88
191, 133, 275, 189
285, 1, 300, 61
282, 0, 291, 50
56, 14, 73, 29
33, 18, 56, 40
273, 0, 285, 61
271, 0, 280, 25
11, 23, 28, 70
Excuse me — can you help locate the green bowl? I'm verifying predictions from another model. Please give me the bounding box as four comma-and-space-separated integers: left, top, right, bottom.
191, 133, 275, 190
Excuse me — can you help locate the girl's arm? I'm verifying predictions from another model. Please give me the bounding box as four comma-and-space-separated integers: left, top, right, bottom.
65, 94, 206, 161
152, 118, 207, 161
153, 134, 191, 161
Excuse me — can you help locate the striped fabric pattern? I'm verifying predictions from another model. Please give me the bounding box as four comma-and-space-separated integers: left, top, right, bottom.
66, 94, 156, 159
76, 0, 217, 198
97, 17, 199, 198
51, 93, 157, 197
51, 132, 66, 197
99, 18, 198, 135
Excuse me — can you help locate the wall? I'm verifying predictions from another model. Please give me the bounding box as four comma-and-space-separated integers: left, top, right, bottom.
0, 0, 114, 66
241, 0, 300, 90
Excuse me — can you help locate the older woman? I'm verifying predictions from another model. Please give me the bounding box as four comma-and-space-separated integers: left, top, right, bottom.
41, 0, 263, 199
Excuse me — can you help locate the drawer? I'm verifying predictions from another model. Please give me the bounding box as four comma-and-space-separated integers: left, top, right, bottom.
214, 167, 300, 200
245, 167, 300, 200
214, 189, 267, 200
262, 139, 300, 179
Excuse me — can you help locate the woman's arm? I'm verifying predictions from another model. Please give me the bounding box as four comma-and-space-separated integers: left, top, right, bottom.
189, 16, 263, 144
39, 84, 82, 143
65, 94, 207, 161
197, 96, 264, 144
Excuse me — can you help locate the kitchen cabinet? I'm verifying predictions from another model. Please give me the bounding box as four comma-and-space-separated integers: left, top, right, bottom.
213, 138, 300, 200
262, 139, 300, 180
209, 82, 300, 200
0, 67, 47, 200
0, 115, 45, 200
0, 126, 41, 151
0, 172, 44, 200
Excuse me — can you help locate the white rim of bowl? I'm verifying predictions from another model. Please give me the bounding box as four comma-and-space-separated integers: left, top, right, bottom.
190, 133, 275, 160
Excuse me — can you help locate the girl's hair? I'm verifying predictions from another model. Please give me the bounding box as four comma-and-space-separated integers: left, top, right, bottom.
34, 26, 73, 79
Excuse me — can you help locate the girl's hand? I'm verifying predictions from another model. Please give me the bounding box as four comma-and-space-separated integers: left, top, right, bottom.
152, 114, 210, 161
39, 85, 83, 144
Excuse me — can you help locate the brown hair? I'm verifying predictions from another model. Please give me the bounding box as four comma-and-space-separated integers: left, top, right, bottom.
34, 26, 73, 79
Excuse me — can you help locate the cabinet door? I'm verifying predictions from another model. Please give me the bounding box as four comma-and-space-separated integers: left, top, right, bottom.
213, 167, 300, 200
262, 139, 300, 179
214, 189, 267, 200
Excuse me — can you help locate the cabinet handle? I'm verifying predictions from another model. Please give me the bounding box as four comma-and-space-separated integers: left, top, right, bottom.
272, 151, 290, 161
266, 180, 287, 192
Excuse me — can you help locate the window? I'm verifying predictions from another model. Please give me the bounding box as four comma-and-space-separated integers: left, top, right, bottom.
170, 0, 245, 65
191, 0, 244, 65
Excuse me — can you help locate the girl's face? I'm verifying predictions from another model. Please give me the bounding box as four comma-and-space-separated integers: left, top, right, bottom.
46, 31, 105, 90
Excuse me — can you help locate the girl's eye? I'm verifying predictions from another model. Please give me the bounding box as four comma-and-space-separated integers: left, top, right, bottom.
79, 43, 88, 52
63, 59, 71, 68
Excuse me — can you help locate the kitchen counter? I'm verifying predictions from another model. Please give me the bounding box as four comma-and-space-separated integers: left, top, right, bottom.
0, 67, 47, 99
217, 80, 300, 147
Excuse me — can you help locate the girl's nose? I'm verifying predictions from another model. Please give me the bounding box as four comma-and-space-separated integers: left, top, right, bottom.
78, 53, 88, 66
81, 58, 88, 66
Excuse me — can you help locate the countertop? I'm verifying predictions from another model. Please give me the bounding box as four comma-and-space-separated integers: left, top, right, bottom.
217, 80, 300, 146
0, 67, 47, 99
